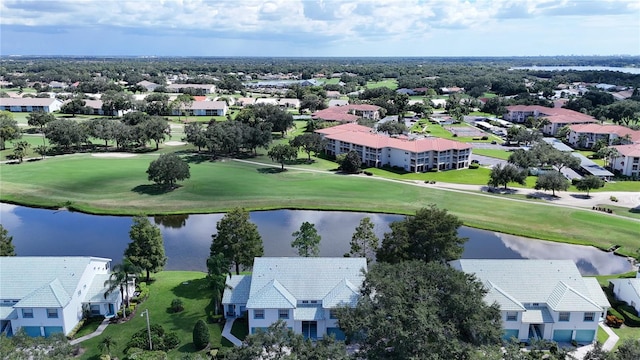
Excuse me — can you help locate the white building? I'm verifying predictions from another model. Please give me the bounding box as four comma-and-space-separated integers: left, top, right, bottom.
171, 100, 228, 116
166, 83, 216, 94
0, 256, 129, 337
609, 271, 640, 314
0, 98, 62, 113
316, 123, 472, 172
450, 260, 609, 345
610, 143, 640, 178
222, 257, 367, 340
503, 105, 597, 136
567, 124, 640, 149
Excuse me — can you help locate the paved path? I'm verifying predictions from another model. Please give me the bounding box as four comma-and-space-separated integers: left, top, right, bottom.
222, 317, 242, 346
570, 322, 619, 359
69, 317, 111, 345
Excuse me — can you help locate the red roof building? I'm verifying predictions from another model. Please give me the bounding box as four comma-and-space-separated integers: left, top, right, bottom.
568, 124, 640, 149
504, 105, 597, 135
312, 104, 382, 123
316, 123, 472, 172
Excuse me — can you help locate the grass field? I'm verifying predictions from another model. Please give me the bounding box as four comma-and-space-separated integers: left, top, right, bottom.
422, 123, 503, 143
365, 79, 398, 90
79, 271, 222, 359
2, 154, 639, 255
471, 149, 512, 160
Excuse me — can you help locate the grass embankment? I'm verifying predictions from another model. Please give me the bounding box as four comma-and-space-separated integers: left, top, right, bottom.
1, 155, 639, 255
79, 271, 221, 359
471, 149, 512, 160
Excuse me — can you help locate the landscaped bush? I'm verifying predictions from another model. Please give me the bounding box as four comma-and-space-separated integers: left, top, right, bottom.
134, 283, 150, 303
126, 324, 179, 352
193, 319, 210, 350
171, 298, 184, 313
481, 136, 489, 140
618, 304, 640, 327
469, 163, 479, 169
606, 314, 624, 328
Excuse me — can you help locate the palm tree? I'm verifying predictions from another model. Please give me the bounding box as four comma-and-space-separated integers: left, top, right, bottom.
207, 252, 231, 316
104, 258, 140, 318
99, 336, 116, 356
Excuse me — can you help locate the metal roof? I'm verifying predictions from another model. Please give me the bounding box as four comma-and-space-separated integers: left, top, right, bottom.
450, 260, 610, 312
571, 153, 614, 177
222, 275, 252, 305
245, 257, 367, 309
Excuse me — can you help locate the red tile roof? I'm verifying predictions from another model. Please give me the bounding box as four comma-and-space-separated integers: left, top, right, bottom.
569, 124, 640, 143
613, 143, 640, 157
316, 123, 472, 153
506, 105, 597, 124
312, 104, 381, 122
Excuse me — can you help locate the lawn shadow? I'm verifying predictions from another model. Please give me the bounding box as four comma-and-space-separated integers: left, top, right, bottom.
526, 191, 561, 201
570, 194, 591, 200
131, 184, 179, 195
183, 153, 215, 164
171, 278, 210, 300
257, 167, 284, 174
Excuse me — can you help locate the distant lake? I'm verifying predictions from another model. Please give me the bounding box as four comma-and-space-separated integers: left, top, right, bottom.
0, 203, 631, 275
510, 66, 640, 74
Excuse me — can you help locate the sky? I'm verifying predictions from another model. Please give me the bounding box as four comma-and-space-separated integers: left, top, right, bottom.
1, 0, 639, 57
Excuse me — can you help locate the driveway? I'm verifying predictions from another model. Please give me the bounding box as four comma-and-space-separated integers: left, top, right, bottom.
470, 154, 507, 168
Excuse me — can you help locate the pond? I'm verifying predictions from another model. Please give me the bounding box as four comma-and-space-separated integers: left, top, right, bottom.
0, 203, 631, 275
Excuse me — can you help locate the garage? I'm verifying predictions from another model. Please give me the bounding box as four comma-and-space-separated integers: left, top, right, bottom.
574, 330, 595, 343
44, 326, 64, 337
503, 329, 519, 341
22, 326, 41, 337
552, 329, 573, 342
326, 327, 346, 341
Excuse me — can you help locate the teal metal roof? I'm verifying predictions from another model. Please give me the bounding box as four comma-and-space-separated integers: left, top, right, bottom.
0, 256, 112, 308
16, 278, 71, 308
85, 274, 119, 304
294, 306, 325, 321
246, 257, 367, 309
222, 275, 252, 305
450, 260, 609, 312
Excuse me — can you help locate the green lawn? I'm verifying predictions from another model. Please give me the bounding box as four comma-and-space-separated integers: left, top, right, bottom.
2, 154, 639, 254
610, 326, 640, 350
79, 271, 222, 359
576, 150, 605, 167
421, 123, 503, 143
365, 79, 398, 90
471, 149, 512, 160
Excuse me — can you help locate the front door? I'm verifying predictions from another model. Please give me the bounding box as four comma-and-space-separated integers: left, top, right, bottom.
108, 303, 115, 316
302, 321, 317, 340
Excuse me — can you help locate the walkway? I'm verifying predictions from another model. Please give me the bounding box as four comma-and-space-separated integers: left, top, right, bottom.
69, 317, 111, 345
222, 317, 242, 346
570, 322, 619, 359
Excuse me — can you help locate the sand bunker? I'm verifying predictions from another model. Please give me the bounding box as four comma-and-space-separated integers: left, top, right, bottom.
164, 141, 186, 146
91, 153, 137, 158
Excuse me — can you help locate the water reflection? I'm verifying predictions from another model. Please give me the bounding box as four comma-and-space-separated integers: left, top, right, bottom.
0, 204, 630, 275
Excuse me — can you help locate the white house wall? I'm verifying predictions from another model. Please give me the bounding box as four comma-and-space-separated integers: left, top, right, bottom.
612, 280, 640, 313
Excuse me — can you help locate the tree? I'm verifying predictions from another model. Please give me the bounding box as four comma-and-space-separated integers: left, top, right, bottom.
548, 151, 580, 172
207, 251, 231, 315
338, 150, 361, 173
291, 221, 321, 257
0, 111, 21, 150
183, 122, 207, 151
336, 261, 502, 359
125, 215, 167, 282
33, 144, 47, 159
104, 258, 141, 318
596, 147, 621, 168
349, 217, 378, 263
534, 171, 569, 196
44, 118, 87, 150
11, 140, 30, 163
210, 208, 263, 275
60, 98, 86, 117
582, 341, 610, 360
267, 144, 298, 170
27, 111, 55, 145
99, 336, 116, 356
0, 224, 16, 256
146, 153, 191, 188
377, 121, 407, 135
376, 205, 467, 264
487, 163, 527, 189
141, 116, 171, 149
289, 132, 326, 161
101, 90, 134, 117
87, 118, 117, 147
507, 149, 538, 169
224, 320, 348, 360
615, 339, 640, 360
576, 175, 605, 196
192, 319, 210, 350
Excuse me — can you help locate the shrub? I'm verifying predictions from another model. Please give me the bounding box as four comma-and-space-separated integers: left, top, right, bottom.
481, 136, 489, 140
135, 283, 150, 302
126, 324, 179, 352
606, 314, 624, 328
171, 298, 184, 313
618, 304, 640, 326
469, 163, 479, 169
193, 319, 210, 350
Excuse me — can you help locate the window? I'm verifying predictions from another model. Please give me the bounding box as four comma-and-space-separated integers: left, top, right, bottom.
47, 308, 58, 318
584, 312, 595, 322
559, 312, 570, 322
278, 309, 289, 319
254, 309, 264, 319
22, 309, 33, 318
532, 303, 539, 307
506, 312, 518, 321
330, 309, 338, 319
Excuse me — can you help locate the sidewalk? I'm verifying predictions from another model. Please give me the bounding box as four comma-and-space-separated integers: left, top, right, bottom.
69, 317, 111, 345
221, 317, 242, 346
